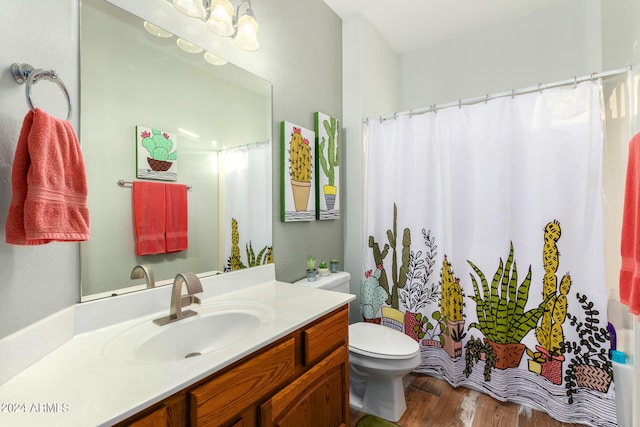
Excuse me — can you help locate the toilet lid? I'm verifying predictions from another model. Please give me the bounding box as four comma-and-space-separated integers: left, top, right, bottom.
349, 322, 420, 359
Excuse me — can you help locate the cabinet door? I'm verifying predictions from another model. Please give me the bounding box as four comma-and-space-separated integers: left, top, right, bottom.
191, 338, 296, 426
259, 344, 349, 427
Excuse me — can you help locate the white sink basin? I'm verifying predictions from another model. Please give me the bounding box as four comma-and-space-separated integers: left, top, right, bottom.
102, 302, 274, 364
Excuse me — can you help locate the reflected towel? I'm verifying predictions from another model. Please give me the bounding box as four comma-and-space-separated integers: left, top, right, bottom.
165, 183, 188, 252
133, 181, 166, 255
5, 108, 89, 245
620, 132, 640, 318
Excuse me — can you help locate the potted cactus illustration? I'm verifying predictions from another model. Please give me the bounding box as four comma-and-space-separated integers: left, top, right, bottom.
225, 218, 273, 272
440, 256, 465, 357
528, 220, 571, 384
562, 292, 613, 402
368, 203, 411, 327
399, 229, 440, 342
467, 242, 548, 370
139, 128, 177, 171
360, 265, 387, 323
288, 126, 312, 211
318, 114, 339, 210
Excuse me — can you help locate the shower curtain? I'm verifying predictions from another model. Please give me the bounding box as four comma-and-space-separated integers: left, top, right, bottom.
362, 81, 616, 426
221, 142, 273, 271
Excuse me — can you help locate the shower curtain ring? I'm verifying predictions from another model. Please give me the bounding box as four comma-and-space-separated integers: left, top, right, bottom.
409, 109, 413, 118
485, 94, 490, 104
573, 76, 578, 88
458, 100, 462, 109
538, 83, 544, 93
591, 72, 598, 82
511, 89, 515, 99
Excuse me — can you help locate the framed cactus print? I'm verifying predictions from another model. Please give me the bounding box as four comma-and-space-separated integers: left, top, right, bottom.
315, 112, 340, 220
280, 121, 316, 222
136, 125, 178, 181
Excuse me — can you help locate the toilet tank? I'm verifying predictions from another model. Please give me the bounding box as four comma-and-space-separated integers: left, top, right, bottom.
293, 271, 351, 293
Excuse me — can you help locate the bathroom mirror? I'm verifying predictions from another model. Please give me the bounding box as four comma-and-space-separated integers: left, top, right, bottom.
79, 0, 272, 299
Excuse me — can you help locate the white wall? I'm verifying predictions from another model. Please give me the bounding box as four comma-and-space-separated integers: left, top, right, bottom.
400, 0, 601, 110
0, 0, 80, 338
342, 15, 399, 323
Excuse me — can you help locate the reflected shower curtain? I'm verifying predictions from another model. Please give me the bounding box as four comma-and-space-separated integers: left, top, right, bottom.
362, 81, 616, 426
221, 143, 273, 271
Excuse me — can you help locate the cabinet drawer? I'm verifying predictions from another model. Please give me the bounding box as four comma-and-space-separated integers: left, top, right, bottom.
190, 338, 296, 426
302, 306, 348, 366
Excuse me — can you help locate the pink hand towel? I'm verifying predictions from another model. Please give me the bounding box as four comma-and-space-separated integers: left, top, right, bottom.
133, 181, 166, 255
165, 183, 188, 252
5, 108, 89, 245
620, 132, 640, 318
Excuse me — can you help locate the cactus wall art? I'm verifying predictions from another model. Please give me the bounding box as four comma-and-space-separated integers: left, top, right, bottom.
315, 112, 340, 220
136, 125, 178, 181
280, 121, 316, 222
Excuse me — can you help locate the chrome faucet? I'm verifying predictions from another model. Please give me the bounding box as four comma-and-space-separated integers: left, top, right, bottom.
130, 264, 155, 288
153, 272, 203, 326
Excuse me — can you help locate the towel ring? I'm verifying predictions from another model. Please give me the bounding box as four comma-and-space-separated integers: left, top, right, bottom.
10, 63, 72, 120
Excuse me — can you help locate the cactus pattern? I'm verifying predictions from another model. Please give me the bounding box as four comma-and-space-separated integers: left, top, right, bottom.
440, 256, 463, 322
535, 220, 571, 356
361, 266, 387, 319
229, 218, 246, 270
468, 242, 546, 344
140, 129, 177, 161
225, 218, 272, 271
319, 117, 339, 186
367, 203, 411, 309
288, 127, 312, 182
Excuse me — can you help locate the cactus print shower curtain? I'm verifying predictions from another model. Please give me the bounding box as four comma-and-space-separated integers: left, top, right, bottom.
362, 81, 616, 426
221, 143, 273, 271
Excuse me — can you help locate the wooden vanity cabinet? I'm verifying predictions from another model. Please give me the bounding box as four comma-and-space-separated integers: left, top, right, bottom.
115, 305, 349, 427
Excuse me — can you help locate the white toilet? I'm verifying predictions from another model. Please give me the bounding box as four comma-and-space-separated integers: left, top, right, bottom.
294, 272, 421, 422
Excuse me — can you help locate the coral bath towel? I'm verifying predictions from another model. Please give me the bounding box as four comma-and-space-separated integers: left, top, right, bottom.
620, 132, 640, 318
165, 183, 188, 252
133, 181, 166, 255
5, 109, 90, 245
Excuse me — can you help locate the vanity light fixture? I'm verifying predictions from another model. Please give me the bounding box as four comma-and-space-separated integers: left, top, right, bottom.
204, 51, 229, 66
173, 0, 206, 19
171, 0, 260, 51
143, 21, 174, 38
176, 38, 204, 54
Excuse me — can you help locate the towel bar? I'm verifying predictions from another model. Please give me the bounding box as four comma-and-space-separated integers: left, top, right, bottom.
10, 63, 72, 121
117, 179, 192, 190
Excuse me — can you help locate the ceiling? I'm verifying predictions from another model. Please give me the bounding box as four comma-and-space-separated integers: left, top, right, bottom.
321, 0, 555, 55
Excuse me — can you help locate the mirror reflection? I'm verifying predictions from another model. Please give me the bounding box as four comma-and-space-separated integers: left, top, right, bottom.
80, 0, 273, 300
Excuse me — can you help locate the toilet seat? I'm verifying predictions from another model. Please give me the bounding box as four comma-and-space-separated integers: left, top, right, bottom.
349, 322, 420, 360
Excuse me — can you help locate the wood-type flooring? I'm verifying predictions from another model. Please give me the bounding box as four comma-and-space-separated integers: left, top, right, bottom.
349, 373, 588, 427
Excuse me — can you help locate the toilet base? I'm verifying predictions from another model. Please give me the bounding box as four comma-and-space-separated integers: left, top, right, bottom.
349, 368, 408, 422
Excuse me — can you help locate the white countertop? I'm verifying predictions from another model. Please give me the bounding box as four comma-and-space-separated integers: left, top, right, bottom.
0, 266, 354, 426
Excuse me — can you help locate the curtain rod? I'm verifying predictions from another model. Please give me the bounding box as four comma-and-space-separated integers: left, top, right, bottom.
363, 66, 632, 123
219, 139, 270, 153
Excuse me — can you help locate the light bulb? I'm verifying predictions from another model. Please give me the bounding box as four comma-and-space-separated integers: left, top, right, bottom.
173, 0, 206, 18
143, 21, 173, 38
207, 0, 234, 37
204, 52, 228, 66
177, 38, 203, 54
233, 13, 259, 51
